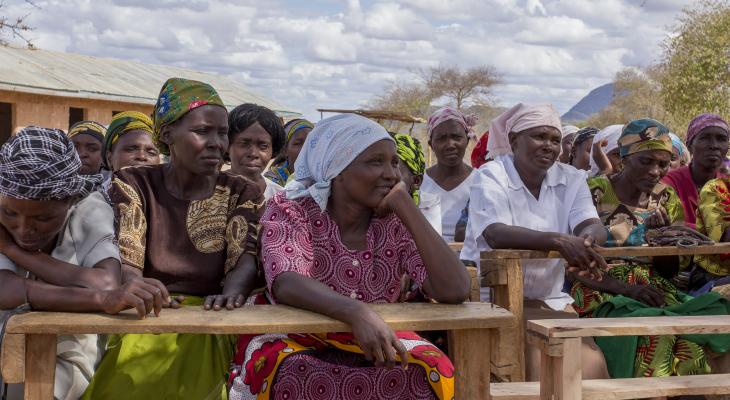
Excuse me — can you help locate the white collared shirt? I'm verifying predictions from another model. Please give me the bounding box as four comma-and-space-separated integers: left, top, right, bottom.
462, 155, 597, 310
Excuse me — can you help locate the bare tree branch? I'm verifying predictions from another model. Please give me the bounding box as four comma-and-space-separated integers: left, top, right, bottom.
0, 0, 37, 48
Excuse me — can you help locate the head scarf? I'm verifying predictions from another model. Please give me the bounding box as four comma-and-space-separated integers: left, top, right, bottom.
427, 106, 477, 139
0, 127, 102, 200
471, 131, 490, 168
617, 118, 673, 158
394, 134, 426, 204
562, 125, 580, 138
571, 127, 599, 147
68, 121, 107, 143
589, 124, 623, 176
284, 119, 314, 143
153, 77, 225, 155
487, 103, 562, 156
102, 111, 157, 170
686, 113, 730, 146
285, 114, 393, 210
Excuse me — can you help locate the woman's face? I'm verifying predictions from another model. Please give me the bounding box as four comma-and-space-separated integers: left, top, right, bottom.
570, 138, 594, 171
334, 139, 400, 209
621, 150, 671, 193
607, 149, 622, 172
71, 134, 103, 175
0, 196, 72, 252
669, 147, 682, 171
691, 126, 729, 171
510, 125, 561, 173
161, 105, 228, 176
285, 128, 311, 171
560, 133, 574, 163
229, 122, 273, 179
429, 120, 469, 168
108, 130, 161, 172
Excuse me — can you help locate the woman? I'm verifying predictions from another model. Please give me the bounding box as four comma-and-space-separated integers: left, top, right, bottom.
589, 124, 623, 176
0, 127, 163, 400
264, 118, 313, 187
694, 178, 730, 293
102, 111, 161, 174
559, 125, 579, 164
668, 133, 690, 171
461, 103, 609, 382
569, 127, 598, 170
82, 78, 264, 400
228, 103, 286, 200
394, 133, 442, 235
228, 114, 470, 400
420, 106, 482, 243
662, 113, 729, 229
570, 118, 730, 378
68, 121, 107, 176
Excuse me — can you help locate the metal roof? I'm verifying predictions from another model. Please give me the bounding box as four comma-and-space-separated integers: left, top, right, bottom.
0, 46, 300, 118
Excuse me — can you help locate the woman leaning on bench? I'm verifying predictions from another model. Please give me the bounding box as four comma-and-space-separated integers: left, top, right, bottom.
461, 103, 610, 381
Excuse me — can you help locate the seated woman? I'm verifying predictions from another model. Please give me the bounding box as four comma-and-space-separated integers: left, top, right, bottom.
568, 127, 598, 171
102, 111, 161, 173
228, 114, 470, 400
589, 124, 623, 176
695, 178, 730, 294
264, 118, 313, 187
662, 113, 729, 229
420, 106, 482, 243
559, 125, 579, 164
82, 78, 264, 400
68, 121, 107, 176
668, 133, 690, 171
570, 118, 730, 378
461, 103, 609, 382
0, 127, 163, 400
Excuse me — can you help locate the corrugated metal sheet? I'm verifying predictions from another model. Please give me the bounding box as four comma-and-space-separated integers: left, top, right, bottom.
0, 46, 300, 117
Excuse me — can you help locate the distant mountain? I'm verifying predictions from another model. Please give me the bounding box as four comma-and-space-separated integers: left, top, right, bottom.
562, 83, 614, 122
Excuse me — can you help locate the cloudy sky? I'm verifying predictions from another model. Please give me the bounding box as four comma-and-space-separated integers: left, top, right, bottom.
5, 0, 693, 121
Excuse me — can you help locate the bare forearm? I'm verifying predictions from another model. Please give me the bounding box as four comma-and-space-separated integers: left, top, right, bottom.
221, 254, 259, 298
592, 145, 612, 175
0, 271, 104, 312
570, 273, 628, 296
483, 223, 564, 251
391, 194, 469, 303
574, 219, 607, 246
273, 272, 367, 324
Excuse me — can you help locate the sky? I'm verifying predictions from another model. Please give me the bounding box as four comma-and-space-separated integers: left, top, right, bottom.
4, 0, 694, 121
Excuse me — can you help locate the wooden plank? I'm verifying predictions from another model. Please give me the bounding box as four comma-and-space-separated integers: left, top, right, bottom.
6, 302, 514, 335
0, 333, 24, 383
552, 338, 581, 400
449, 242, 464, 251
480, 243, 730, 260
528, 315, 730, 339
491, 374, 730, 400
450, 328, 492, 400
481, 263, 507, 286
24, 334, 55, 400
466, 266, 481, 302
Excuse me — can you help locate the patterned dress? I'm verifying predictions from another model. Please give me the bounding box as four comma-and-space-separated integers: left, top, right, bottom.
696, 177, 730, 277
570, 176, 717, 378
228, 192, 454, 400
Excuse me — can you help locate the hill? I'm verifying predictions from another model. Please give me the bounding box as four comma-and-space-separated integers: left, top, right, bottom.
562, 83, 614, 122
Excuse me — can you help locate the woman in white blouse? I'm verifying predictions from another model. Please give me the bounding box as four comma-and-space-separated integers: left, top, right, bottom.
462, 103, 609, 381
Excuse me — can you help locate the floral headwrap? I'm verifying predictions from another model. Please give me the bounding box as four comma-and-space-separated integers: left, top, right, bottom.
686, 113, 729, 146
394, 133, 426, 204
0, 127, 102, 200
153, 77, 225, 155
617, 118, 673, 158
284, 119, 314, 143
68, 120, 107, 143
102, 111, 158, 170
427, 106, 477, 139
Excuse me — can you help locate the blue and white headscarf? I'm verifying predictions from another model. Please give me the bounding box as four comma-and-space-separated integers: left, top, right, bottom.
285, 114, 394, 210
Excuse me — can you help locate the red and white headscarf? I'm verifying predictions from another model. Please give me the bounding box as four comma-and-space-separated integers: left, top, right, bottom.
487, 103, 562, 156
427, 106, 478, 139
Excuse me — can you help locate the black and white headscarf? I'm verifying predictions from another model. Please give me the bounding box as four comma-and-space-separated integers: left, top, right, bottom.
0, 126, 102, 200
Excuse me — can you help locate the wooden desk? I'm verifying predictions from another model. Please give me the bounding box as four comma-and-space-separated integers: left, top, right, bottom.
3, 302, 514, 400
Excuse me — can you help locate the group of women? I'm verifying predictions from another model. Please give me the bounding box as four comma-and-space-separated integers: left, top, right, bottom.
1, 74, 730, 400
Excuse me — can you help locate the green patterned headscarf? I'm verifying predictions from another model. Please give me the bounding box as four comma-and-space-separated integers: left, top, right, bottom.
284, 119, 314, 143
68, 120, 107, 143
102, 111, 158, 170
617, 118, 673, 158
152, 77, 225, 155
394, 133, 425, 204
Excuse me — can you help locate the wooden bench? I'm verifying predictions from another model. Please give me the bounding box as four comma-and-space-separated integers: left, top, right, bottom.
490, 315, 730, 399
480, 243, 730, 382
0, 302, 514, 400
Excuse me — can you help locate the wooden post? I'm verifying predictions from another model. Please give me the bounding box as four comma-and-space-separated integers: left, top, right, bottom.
491, 257, 524, 381
450, 328, 492, 399
24, 334, 56, 400
539, 337, 581, 400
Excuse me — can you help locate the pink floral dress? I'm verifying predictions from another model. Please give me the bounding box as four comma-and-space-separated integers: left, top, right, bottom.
228, 192, 455, 400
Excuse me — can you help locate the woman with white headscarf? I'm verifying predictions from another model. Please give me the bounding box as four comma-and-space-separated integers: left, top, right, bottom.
461, 103, 609, 381
589, 124, 624, 176
228, 114, 469, 400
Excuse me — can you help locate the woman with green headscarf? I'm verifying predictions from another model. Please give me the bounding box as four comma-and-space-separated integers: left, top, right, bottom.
264, 118, 314, 187
82, 78, 264, 399
102, 111, 161, 173
569, 118, 730, 379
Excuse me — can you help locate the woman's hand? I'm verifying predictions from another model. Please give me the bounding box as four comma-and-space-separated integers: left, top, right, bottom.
204, 293, 245, 311
645, 206, 670, 229
99, 278, 169, 319
557, 234, 607, 281
375, 181, 413, 217
350, 306, 409, 369
622, 284, 665, 307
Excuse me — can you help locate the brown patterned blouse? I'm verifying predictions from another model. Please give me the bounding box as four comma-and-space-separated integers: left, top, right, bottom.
110, 164, 263, 296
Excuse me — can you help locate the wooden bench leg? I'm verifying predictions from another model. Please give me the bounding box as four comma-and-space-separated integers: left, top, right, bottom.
24, 334, 55, 400
492, 257, 524, 382
539, 337, 581, 400
450, 328, 492, 399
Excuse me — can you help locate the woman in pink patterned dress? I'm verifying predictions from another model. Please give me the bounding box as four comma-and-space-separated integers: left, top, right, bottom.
229, 114, 471, 400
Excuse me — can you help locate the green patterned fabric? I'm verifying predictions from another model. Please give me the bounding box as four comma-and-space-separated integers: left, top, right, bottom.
152, 77, 225, 155
696, 177, 730, 276
617, 118, 673, 158
102, 111, 158, 170
81, 296, 237, 400
394, 134, 425, 204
